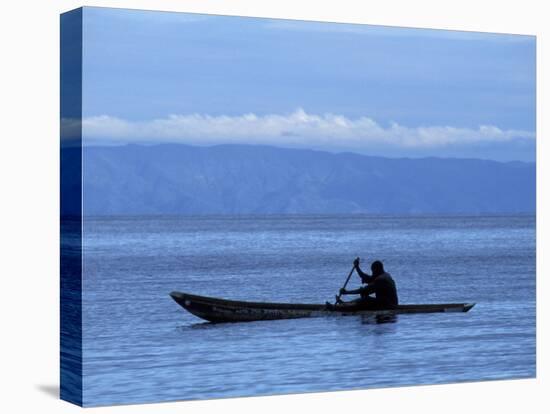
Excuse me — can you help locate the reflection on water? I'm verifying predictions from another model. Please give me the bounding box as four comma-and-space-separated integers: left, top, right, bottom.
362, 314, 398, 325
80, 215, 535, 406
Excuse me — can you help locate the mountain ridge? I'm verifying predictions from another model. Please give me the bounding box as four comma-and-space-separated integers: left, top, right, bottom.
62, 143, 535, 216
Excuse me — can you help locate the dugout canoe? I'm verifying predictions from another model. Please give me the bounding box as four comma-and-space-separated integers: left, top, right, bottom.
170, 291, 475, 323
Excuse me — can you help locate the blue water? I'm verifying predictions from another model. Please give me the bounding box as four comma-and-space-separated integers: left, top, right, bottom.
80, 215, 536, 406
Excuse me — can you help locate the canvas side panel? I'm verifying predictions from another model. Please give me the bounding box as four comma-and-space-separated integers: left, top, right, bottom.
60, 8, 83, 407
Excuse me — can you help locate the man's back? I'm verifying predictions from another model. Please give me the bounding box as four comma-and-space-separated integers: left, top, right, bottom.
364, 272, 398, 306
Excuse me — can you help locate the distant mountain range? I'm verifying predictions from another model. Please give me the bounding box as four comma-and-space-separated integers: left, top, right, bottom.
63, 144, 535, 215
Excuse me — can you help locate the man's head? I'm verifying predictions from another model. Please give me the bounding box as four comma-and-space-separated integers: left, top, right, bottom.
371, 260, 384, 276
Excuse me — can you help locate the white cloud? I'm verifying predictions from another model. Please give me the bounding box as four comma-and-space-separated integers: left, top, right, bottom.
74, 109, 535, 150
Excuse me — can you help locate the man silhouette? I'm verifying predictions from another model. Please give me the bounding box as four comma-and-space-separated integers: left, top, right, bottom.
338, 259, 398, 310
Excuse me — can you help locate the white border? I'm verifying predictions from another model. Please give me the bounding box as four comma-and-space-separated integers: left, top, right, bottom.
0, 1, 547, 413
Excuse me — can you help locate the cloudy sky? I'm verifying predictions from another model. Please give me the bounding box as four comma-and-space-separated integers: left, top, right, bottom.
79, 7, 536, 161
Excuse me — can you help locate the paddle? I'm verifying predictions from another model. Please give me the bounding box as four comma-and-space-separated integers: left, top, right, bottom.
334, 258, 359, 305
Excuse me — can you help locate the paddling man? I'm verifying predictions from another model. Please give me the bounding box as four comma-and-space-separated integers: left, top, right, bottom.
339, 259, 398, 309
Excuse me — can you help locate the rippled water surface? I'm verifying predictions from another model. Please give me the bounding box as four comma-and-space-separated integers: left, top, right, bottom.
81, 215, 535, 406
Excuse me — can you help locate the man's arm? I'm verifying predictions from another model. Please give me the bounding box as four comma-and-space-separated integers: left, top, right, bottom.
340, 283, 375, 296
360, 283, 376, 296
339, 287, 362, 295
354, 259, 374, 283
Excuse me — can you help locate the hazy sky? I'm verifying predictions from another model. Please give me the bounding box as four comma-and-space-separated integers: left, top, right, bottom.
80, 7, 536, 161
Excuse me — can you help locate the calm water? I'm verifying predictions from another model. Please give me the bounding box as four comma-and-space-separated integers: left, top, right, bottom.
80, 215, 536, 406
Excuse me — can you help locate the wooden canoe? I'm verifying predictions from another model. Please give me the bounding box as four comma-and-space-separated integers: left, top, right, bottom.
170, 291, 475, 323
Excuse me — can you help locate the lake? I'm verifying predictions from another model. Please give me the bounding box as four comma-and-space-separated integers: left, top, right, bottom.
77, 214, 535, 406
